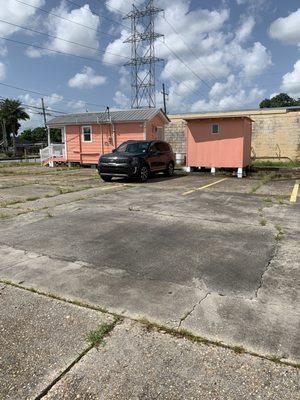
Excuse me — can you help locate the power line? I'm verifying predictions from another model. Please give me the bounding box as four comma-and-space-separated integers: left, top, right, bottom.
157, 74, 209, 100
14, 0, 128, 36
161, 16, 218, 82
0, 19, 130, 61
0, 95, 69, 116
0, 82, 109, 109
64, 0, 131, 31
161, 41, 212, 90
0, 36, 125, 67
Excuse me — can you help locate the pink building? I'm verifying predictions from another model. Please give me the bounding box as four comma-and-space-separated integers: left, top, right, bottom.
186, 116, 252, 177
43, 109, 169, 166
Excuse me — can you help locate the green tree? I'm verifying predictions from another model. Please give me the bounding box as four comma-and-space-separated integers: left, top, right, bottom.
0, 99, 30, 155
20, 127, 62, 143
260, 93, 300, 108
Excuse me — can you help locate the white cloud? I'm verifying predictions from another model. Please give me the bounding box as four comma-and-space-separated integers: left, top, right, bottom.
0, 0, 45, 37
240, 42, 272, 78
192, 86, 264, 112
26, 3, 100, 58
236, 16, 255, 42
236, 0, 268, 10
104, 0, 272, 112
190, 74, 264, 112
0, 40, 7, 57
281, 60, 300, 98
106, 0, 143, 15
103, 29, 131, 66
68, 67, 106, 89
269, 9, 300, 46
0, 62, 6, 80
67, 100, 87, 111
17, 93, 64, 130
19, 93, 64, 108
113, 90, 130, 108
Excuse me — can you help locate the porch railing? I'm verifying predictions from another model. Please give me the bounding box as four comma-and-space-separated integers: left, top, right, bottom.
40, 144, 65, 165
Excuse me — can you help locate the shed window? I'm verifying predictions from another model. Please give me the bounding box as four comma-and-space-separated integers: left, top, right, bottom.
212, 124, 220, 134
82, 126, 92, 142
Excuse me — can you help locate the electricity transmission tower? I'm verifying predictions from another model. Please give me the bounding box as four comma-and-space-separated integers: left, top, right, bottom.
123, 0, 163, 109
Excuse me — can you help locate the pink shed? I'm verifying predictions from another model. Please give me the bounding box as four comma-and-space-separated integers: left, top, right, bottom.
186, 116, 252, 169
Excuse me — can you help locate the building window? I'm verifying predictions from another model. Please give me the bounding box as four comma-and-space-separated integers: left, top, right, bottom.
82, 126, 92, 142
212, 124, 220, 134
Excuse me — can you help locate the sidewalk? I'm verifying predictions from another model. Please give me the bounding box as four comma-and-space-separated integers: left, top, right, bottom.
1, 284, 299, 400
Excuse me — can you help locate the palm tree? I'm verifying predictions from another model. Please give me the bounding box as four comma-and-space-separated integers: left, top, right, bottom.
0, 99, 30, 156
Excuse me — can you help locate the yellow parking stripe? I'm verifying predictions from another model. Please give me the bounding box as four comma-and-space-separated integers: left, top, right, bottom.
183, 178, 228, 196
290, 182, 299, 203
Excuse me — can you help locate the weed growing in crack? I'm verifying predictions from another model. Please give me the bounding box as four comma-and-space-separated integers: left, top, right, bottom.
249, 172, 278, 194
86, 322, 116, 347
274, 224, 284, 241
27, 196, 40, 202
269, 355, 281, 363
263, 197, 273, 204
233, 346, 246, 355
260, 218, 267, 226
47, 211, 53, 218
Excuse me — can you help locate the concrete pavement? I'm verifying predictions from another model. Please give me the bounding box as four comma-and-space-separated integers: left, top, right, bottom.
0, 166, 299, 398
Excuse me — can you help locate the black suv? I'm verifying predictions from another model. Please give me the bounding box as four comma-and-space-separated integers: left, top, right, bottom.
98, 140, 175, 182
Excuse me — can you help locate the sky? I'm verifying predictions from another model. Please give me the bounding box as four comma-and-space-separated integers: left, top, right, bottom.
1, 0, 300, 129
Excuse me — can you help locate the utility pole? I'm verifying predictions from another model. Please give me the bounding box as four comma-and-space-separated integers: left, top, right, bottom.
41, 98, 50, 146
161, 83, 168, 114
123, 0, 164, 109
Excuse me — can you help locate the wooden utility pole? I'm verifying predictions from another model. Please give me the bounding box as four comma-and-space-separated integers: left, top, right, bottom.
41, 98, 50, 146
161, 83, 168, 115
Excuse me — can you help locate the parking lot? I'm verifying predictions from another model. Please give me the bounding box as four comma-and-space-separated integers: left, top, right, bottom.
0, 164, 299, 399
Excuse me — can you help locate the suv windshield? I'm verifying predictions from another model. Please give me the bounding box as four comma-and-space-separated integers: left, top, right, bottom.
117, 142, 150, 154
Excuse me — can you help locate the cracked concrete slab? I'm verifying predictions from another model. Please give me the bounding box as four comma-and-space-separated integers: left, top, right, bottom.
0, 170, 299, 366
0, 197, 275, 294
180, 232, 300, 364
0, 244, 208, 326
0, 284, 113, 400
44, 319, 300, 400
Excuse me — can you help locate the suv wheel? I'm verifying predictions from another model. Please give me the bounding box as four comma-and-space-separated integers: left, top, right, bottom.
140, 165, 149, 182
101, 175, 112, 182
164, 162, 174, 177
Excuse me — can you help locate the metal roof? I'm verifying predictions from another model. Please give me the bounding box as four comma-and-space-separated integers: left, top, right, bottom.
182, 115, 253, 121
170, 106, 300, 120
47, 108, 169, 126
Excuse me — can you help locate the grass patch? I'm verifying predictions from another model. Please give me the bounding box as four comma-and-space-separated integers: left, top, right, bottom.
232, 346, 246, 355
0, 213, 9, 219
0, 162, 40, 168
263, 197, 273, 204
277, 197, 286, 205
260, 218, 267, 226
27, 196, 40, 202
86, 322, 117, 347
252, 160, 300, 169
249, 172, 278, 194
